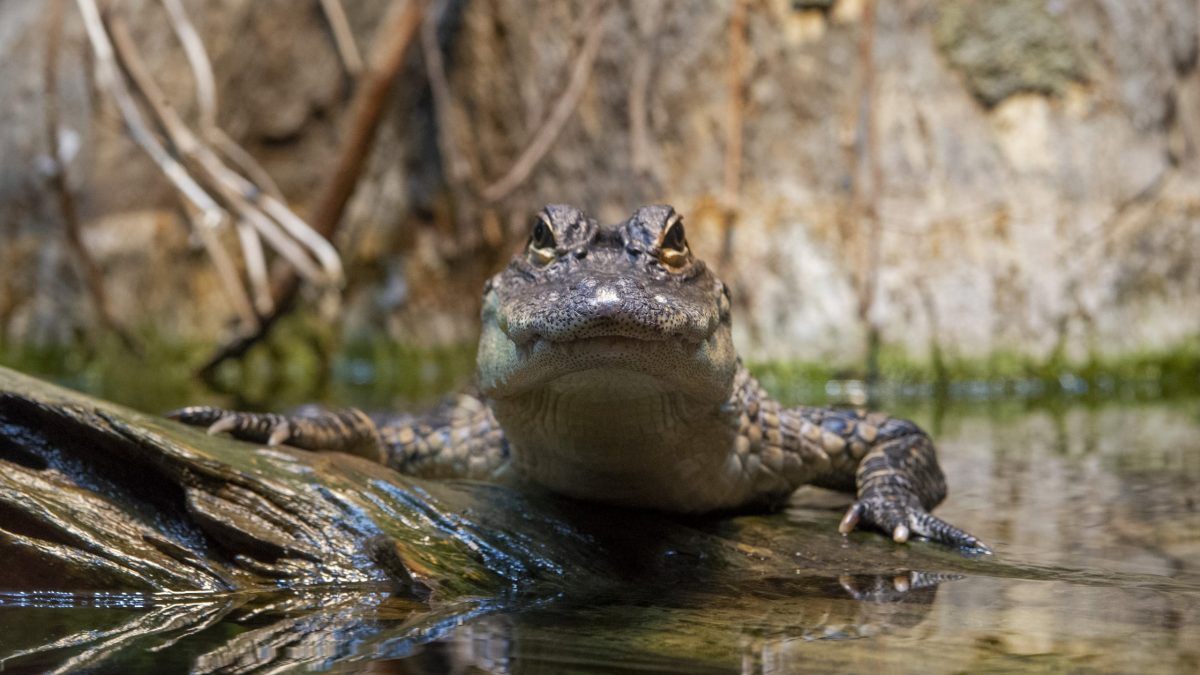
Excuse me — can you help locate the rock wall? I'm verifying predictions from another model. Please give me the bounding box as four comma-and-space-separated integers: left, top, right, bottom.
2, 0, 1198, 371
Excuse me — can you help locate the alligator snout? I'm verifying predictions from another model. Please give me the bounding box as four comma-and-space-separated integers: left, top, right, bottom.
501, 273, 717, 345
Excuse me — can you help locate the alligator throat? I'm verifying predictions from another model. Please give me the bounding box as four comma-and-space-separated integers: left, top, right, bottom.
491, 367, 738, 510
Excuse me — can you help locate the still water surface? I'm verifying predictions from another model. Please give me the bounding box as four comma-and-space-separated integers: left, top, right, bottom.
0, 376, 1197, 673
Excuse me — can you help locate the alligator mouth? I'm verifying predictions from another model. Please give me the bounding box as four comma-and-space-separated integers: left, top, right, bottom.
484, 320, 733, 403
523, 334, 699, 372
509, 314, 712, 347
500, 295, 719, 346
527, 330, 686, 346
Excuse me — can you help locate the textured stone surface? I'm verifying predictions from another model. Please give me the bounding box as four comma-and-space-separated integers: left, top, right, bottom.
1, 0, 1198, 369
934, 0, 1087, 106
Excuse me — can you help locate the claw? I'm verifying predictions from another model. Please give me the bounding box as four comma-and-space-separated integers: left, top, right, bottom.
892, 523, 910, 544
206, 415, 238, 436
267, 422, 291, 447
910, 510, 993, 553
838, 502, 863, 534
956, 532, 992, 554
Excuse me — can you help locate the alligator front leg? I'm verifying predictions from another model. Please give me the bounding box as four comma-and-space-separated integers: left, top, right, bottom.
731, 369, 988, 551
168, 394, 509, 480
793, 406, 989, 552
374, 394, 510, 479
168, 406, 387, 461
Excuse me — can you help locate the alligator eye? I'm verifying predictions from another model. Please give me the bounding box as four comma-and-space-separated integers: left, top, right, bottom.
658, 214, 689, 266
528, 214, 557, 263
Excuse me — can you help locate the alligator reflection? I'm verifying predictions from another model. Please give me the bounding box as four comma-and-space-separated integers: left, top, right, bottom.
0, 571, 954, 673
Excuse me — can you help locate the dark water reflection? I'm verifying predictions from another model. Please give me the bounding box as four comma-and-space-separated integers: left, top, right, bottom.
2, 400, 1198, 673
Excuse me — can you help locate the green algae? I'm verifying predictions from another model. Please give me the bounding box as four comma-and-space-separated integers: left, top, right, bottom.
750, 338, 1200, 407
0, 322, 478, 415
5, 332, 1199, 419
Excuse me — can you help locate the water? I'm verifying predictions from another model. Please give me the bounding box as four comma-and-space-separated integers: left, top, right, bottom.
0, 370, 1197, 672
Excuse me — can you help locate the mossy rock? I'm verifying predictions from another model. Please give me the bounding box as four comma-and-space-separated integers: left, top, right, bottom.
935, 0, 1086, 107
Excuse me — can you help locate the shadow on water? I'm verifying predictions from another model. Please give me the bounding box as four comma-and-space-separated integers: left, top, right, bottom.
0, 361, 1198, 672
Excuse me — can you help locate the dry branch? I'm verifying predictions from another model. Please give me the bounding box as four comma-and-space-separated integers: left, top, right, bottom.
852, 0, 881, 381
80, 0, 352, 339
306, 0, 424, 240
160, 0, 286, 202
628, 3, 664, 182
45, 0, 139, 353
720, 0, 748, 264
421, 4, 472, 195
106, 15, 333, 296
199, 0, 426, 375
111, 9, 345, 284
478, 2, 611, 204
75, 0, 223, 219
320, 0, 364, 77
186, 209, 259, 327
159, 0, 274, 310
119, 11, 343, 287
161, 0, 216, 130
210, 128, 285, 202
77, 0, 261, 327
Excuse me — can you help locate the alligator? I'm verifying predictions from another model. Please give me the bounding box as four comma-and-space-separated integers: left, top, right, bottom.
172, 205, 988, 551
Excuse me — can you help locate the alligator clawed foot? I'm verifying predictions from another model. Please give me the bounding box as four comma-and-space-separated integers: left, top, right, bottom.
167, 406, 292, 447
838, 495, 991, 554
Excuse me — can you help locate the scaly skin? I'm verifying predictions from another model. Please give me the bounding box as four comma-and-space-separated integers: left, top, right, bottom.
172, 205, 988, 552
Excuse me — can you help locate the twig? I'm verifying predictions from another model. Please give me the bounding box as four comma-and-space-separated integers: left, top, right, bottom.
161, 0, 216, 131
210, 128, 285, 202
320, 0, 364, 76
75, 0, 223, 220
163, 0, 288, 229
108, 13, 343, 289
199, 0, 426, 376
198, 142, 343, 283
421, 0, 483, 247
628, 2, 664, 183
421, 3, 472, 194
96, 9, 271, 318
78, 0, 264, 328
915, 278, 947, 390
720, 0, 748, 264
306, 0, 424, 239
106, 15, 322, 311
182, 207, 260, 326
46, 0, 139, 353
163, 0, 289, 251
478, 2, 611, 203
233, 219, 271, 314
852, 0, 881, 382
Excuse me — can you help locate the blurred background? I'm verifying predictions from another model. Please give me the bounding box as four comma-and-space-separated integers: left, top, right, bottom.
1, 0, 1198, 411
